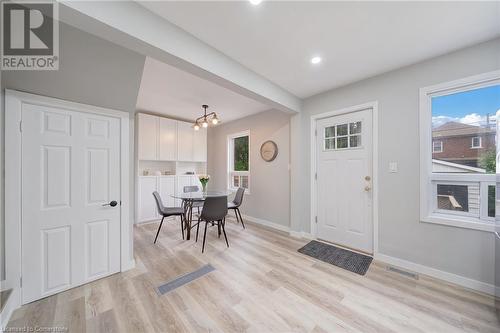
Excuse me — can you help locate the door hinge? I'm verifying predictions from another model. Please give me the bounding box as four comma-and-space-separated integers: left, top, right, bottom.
19, 121, 23, 132
120, 200, 122, 206
315, 172, 317, 180
20, 276, 22, 287
315, 216, 318, 223
315, 129, 317, 136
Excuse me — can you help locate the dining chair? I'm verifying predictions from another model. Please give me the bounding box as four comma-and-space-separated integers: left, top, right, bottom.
183, 185, 204, 214
195, 195, 229, 253
152, 191, 185, 243
228, 187, 245, 229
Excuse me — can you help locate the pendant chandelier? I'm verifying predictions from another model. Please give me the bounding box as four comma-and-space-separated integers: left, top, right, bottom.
193, 105, 219, 131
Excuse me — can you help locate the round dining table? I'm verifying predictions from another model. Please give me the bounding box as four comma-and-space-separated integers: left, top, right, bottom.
171, 190, 232, 240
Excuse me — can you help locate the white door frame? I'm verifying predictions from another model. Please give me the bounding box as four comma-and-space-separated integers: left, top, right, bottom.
5, 90, 133, 308
310, 101, 379, 255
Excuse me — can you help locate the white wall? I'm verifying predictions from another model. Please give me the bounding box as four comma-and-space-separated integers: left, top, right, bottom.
291, 37, 500, 285
208, 110, 291, 227
1, 21, 145, 284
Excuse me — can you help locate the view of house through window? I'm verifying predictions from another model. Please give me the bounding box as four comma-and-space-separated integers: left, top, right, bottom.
228, 132, 250, 190
431, 84, 499, 219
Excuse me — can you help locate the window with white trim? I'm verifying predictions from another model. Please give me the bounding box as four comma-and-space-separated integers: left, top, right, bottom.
227, 131, 250, 192
432, 140, 443, 153
420, 72, 499, 232
471, 136, 482, 148
323, 121, 362, 150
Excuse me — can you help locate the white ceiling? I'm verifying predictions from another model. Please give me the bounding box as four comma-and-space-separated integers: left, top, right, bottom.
139, 1, 500, 98
136, 57, 270, 122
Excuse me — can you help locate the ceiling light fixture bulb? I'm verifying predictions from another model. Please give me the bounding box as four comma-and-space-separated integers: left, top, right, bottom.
202, 119, 209, 128
212, 115, 219, 125
311, 56, 322, 64
193, 123, 200, 131
249, 0, 262, 5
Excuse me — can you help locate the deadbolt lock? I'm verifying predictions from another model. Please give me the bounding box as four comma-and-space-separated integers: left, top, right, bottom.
365, 176, 371, 181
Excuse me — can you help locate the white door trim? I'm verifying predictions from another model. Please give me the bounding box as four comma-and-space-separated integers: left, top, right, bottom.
5, 89, 133, 309
310, 101, 379, 255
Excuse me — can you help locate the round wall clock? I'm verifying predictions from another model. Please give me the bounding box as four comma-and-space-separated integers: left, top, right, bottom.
260, 140, 278, 162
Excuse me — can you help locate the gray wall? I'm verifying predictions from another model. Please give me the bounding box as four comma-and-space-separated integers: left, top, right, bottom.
208, 110, 291, 227
1, 22, 145, 282
291, 38, 500, 285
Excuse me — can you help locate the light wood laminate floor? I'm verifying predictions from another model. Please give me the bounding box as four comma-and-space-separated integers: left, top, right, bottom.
7, 216, 500, 332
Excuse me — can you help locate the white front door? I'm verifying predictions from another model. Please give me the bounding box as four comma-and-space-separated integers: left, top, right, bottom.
21, 103, 121, 303
316, 109, 373, 253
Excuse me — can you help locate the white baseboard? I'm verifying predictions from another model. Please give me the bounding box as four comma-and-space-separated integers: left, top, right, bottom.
375, 253, 499, 296
241, 214, 290, 233
122, 259, 136, 272
1, 288, 19, 329
289, 231, 315, 240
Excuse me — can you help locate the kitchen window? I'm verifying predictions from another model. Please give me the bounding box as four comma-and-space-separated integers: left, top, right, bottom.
420, 71, 499, 232
227, 130, 250, 192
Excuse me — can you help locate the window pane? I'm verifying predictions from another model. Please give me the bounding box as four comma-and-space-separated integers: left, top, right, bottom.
325, 126, 335, 138
432, 141, 442, 152
437, 184, 469, 212
337, 137, 348, 149
349, 121, 361, 134
336, 124, 348, 136
234, 136, 249, 171
350, 135, 361, 148
325, 138, 335, 150
471, 137, 481, 148
233, 175, 239, 188
432, 85, 499, 174
488, 185, 495, 218
241, 176, 249, 189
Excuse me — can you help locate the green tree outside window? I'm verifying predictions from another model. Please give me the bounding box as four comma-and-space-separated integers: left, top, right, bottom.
234, 136, 249, 171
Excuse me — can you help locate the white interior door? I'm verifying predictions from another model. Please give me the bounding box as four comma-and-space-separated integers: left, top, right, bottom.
316, 109, 373, 253
21, 103, 121, 303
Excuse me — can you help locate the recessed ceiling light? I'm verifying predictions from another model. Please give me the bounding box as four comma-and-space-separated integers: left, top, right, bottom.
249, 0, 262, 5
311, 56, 322, 64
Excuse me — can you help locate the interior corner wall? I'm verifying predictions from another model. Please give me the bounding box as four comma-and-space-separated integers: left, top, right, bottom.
207, 110, 291, 228
292, 37, 500, 285
1, 21, 146, 282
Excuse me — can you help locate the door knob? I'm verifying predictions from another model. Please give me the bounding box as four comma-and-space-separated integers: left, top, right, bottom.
364, 186, 371, 192
365, 176, 371, 181
102, 200, 118, 207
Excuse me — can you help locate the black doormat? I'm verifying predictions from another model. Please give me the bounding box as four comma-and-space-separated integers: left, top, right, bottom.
298, 240, 373, 275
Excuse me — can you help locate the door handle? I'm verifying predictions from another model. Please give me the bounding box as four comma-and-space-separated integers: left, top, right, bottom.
364, 186, 371, 192
102, 200, 118, 207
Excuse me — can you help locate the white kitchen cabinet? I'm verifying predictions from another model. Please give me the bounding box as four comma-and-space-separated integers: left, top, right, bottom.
138, 113, 158, 160
138, 176, 158, 222
159, 118, 177, 161
193, 128, 207, 162
177, 121, 194, 161
158, 176, 176, 208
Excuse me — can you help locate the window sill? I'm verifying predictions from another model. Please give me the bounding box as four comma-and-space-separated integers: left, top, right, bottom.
421, 214, 495, 233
